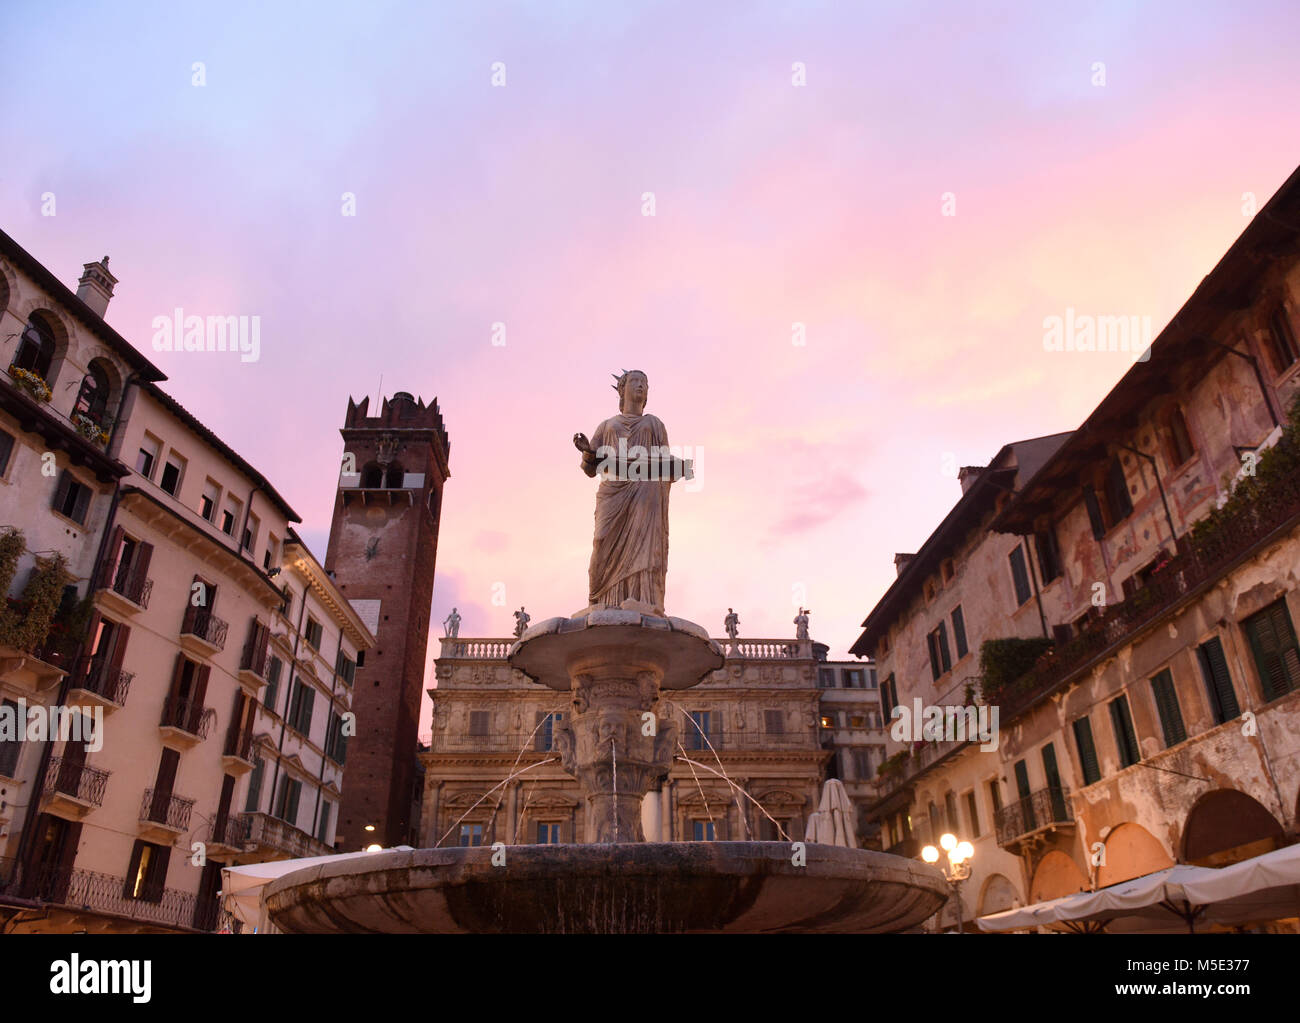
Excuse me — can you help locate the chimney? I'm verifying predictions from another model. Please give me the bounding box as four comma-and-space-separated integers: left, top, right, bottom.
75, 256, 117, 318
894, 553, 915, 576
958, 466, 985, 494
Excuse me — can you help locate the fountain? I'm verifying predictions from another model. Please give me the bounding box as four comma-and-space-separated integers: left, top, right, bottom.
261, 371, 948, 932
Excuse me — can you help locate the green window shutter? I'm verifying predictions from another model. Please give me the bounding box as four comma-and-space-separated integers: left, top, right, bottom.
1244, 600, 1300, 702
1150, 669, 1186, 747
317, 801, 331, 844
244, 758, 263, 812
1083, 489, 1106, 540
1013, 759, 1031, 800
937, 620, 952, 673
1196, 638, 1240, 724
951, 606, 968, 659
1009, 548, 1032, 606
1109, 695, 1140, 767
1073, 716, 1100, 785
927, 631, 941, 682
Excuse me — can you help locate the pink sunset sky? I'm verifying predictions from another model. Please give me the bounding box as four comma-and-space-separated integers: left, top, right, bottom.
4, 0, 1300, 698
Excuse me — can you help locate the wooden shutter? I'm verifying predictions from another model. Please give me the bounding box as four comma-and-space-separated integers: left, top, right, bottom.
245, 758, 263, 812
123, 839, 146, 899
1083, 489, 1106, 539
131, 542, 153, 595
1109, 696, 1139, 767
287, 780, 302, 824
194, 664, 211, 712
1106, 458, 1132, 520
1150, 669, 1186, 747
1245, 601, 1300, 702
298, 686, 315, 734
1072, 717, 1100, 784
154, 748, 179, 797
51, 471, 72, 515
214, 774, 235, 835
952, 606, 967, 659
167, 653, 186, 702
1196, 638, 1239, 723
107, 623, 131, 685
146, 844, 170, 902
71, 483, 91, 525
317, 801, 332, 844
1013, 759, 1031, 800
937, 620, 952, 673
97, 526, 125, 590
927, 631, 941, 682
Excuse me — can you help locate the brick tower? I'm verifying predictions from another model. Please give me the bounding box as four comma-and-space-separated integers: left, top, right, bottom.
325, 391, 450, 849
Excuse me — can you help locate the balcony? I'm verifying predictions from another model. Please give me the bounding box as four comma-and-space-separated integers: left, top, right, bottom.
0, 861, 234, 932
992, 467, 1300, 720
40, 758, 109, 819
179, 607, 228, 657
221, 726, 256, 774
207, 814, 251, 856
238, 632, 270, 690
440, 637, 513, 659
95, 566, 153, 618
239, 811, 334, 860
139, 788, 195, 842
67, 655, 133, 711
994, 785, 1074, 853
158, 696, 214, 747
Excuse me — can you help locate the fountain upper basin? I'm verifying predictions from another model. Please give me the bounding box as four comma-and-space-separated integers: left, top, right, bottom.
263, 842, 949, 934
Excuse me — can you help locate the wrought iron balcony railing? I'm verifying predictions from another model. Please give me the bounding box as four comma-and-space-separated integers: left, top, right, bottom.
223, 726, 254, 762
43, 757, 109, 807
994, 785, 1073, 848
107, 565, 152, 608
159, 696, 214, 739
72, 655, 134, 705
140, 788, 195, 832
180, 606, 228, 651
209, 814, 250, 849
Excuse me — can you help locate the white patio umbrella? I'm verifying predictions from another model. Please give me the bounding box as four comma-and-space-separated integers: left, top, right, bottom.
979, 845, 1300, 934
221, 846, 414, 932
803, 779, 858, 848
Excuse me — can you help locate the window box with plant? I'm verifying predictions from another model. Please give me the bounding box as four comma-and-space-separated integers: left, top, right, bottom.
7, 365, 52, 403
71, 411, 111, 446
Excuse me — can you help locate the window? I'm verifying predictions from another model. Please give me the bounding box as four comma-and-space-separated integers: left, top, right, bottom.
880, 674, 897, 722
691, 820, 715, 842
1196, 637, 1240, 724
533, 711, 563, 751
12, 316, 55, 379
135, 435, 160, 480
52, 470, 92, 525
1103, 456, 1133, 525
469, 711, 490, 737
950, 605, 968, 660
987, 779, 1003, 815
944, 791, 958, 832
274, 775, 303, 825
927, 621, 952, 681
940, 558, 955, 583
688, 710, 712, 750
817, 668, 835, 688
159, 455, 184, 497
964, 791, 981, 838
1083, 488, 1106, 540
849, 714, 866, 728
852, 749, 872, 777
820, 714, 834, 730
1034, 528, 1063, 584
335, 650, 356, 686
304, 617, 323, 651
757, 708, 783, 735
125, 840, 169, 902
1109, 694, 1140, 768
1242, 599, 1300, 701
264, 534, 279, 571
73, 361, 111, 424
0, 429, 13, 477
1163, 406, 1195, 468
1150, 669, 1187, 747
220, 509, 235, 535
1265, 306, 1300, 375
317, 801, 333, 844
279, 584, 293, 618
325, 711, 349, 764
459, 823, 483, 847
244, 758, 264, 812
843, 668, 864, 688
263, 657, 283, 715
0, 698, 21, 776
288, 681, 315, 735
1071, 722, 1102, 785
199, 480, 220, 522
361, 463, 384, 488
536, 822, 562, 844
1008, 547, 1032, 607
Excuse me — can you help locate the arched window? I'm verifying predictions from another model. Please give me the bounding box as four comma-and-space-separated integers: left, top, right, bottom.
360, 463, 384, 488
74, 360, 111, 424
12, 315, 56, 379
384, 462, 405, 488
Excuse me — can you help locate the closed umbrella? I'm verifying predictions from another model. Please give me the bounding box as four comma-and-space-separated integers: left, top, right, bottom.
803, 779, 858, 848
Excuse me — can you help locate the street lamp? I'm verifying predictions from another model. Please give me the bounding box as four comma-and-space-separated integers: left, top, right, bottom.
921, 832, 975, 933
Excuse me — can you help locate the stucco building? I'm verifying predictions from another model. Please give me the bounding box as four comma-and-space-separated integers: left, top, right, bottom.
852, 164, 1300, 932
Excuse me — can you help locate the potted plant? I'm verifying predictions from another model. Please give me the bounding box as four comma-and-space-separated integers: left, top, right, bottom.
71, 410, 111, 446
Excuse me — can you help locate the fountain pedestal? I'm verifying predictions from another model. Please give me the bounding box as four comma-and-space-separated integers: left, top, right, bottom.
507, 607, 724, 843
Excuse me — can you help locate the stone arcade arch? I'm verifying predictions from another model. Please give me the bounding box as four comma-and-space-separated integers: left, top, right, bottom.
1030, 849, 1089, 902
1096, 822, 1174, 886
1182, 789, 1284, 867
977, 872, 1020, 917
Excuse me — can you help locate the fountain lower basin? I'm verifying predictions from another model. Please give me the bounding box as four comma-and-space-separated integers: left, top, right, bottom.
263, 842, 949, 933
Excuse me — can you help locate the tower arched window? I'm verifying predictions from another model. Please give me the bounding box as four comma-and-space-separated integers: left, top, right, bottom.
12, 315, 56, 380
74, 360, 111, 424
360, 463, 384, 488
385, 462, 405, 488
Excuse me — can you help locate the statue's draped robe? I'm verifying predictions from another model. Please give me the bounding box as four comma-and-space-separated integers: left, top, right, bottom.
588, 412, 671, 612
